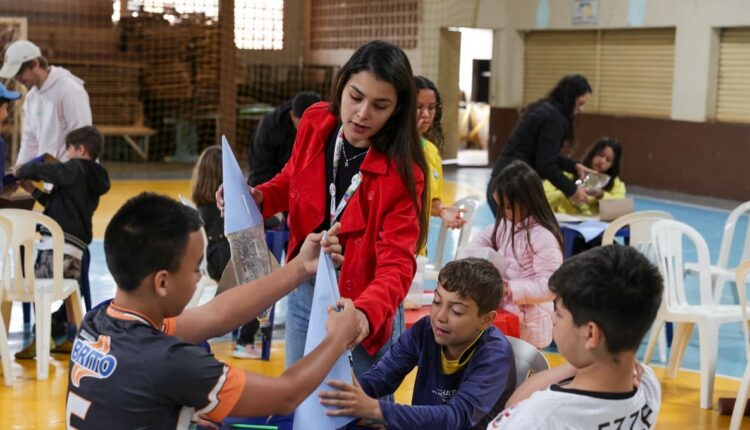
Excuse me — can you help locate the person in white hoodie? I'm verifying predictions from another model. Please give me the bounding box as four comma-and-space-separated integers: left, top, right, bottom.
0, 40, 92, 164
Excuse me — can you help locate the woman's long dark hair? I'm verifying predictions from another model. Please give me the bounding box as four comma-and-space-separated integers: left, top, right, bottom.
582, 137, 622, 192
490, 160, 563, 260
522, 74, 592, 148
329, 40, 429, 251
414, 75, 444, 152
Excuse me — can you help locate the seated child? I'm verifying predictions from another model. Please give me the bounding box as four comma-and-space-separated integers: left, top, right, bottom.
320, 258, 516, 430
66, 193, 358, 429
471, 160, 563, 348
544, 137, 625, 215
488, 245, 663, 429
0, 82, 21, 191
12, 125, 111, 357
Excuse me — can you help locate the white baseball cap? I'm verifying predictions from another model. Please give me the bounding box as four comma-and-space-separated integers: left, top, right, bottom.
0, 40, 42, 79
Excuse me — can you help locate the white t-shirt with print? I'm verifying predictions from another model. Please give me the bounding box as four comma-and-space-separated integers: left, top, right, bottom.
487, 365, 661, 429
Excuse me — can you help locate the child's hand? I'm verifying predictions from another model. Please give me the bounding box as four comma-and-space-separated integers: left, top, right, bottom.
440, 206, 467, 230
215, 183, 264, 217
569, 186, 589, 206
326, 299, 360, 346
299, 223, 343, 275
215, 184, 225, 217
319, 376, 383, 420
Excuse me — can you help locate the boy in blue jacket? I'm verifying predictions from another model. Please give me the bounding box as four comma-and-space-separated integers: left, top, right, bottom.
320, 257, 516, 430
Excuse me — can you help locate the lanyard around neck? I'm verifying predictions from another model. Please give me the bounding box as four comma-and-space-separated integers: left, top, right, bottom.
330, 126, 365, 224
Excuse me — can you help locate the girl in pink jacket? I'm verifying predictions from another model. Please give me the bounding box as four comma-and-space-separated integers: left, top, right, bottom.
471, 160, 563, 348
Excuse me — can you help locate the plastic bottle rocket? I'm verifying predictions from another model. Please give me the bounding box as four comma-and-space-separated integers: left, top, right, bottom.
221, 135, 273, 326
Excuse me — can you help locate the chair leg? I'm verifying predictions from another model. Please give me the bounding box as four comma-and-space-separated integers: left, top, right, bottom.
65, 290, 85, 327
667, 322, 694, 379
0, 315, 12, 386
35, 294, 52, 380
1, 301, 11, 334
643, 319, 664, 364
697, 321, 719, 409
730, 363, 750, 430
658, 327, 668, 363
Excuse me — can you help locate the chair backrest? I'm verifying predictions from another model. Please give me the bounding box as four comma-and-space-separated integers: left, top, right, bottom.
432, 196, 480, 269
0, 214, 13, 295
736, 260, 750, 362
716, 200, 750, 270
651, 219, 715, 309
602, 211, 673, 262
507, 336, 549, 388
0, 209, 68, 297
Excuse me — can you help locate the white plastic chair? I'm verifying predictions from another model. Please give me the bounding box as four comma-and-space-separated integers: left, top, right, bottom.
0, 209, 84, 380
602, 210, 673, 364
686, 200, 750, 304
425, 196, 480, 281
647, 219, 750, 409
178, 195, 218, 309
730, 260, 750, 430
0, 214, 14, 386
507, 336, 549, 388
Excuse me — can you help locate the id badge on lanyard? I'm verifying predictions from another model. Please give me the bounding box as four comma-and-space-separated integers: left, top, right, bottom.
329, 126, 364, 224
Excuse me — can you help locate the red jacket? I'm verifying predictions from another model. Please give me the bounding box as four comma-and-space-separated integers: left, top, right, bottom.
257, 102, 423, 354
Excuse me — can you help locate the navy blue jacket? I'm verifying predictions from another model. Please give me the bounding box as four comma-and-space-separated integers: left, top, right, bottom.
359, 316, 516, 430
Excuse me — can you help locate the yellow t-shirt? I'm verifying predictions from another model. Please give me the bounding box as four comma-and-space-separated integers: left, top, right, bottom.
423, 138, 443, 203
543, 172, 627, 216
420, 138, 443, 256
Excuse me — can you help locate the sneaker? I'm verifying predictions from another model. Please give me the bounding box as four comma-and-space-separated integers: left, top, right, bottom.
14, 340, 37, 360
231, 344, 261, 359
14, 337, 71, 359
51, 339, 74, 354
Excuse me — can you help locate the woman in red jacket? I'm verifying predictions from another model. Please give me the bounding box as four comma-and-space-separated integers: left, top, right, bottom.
253, 40, 429, 373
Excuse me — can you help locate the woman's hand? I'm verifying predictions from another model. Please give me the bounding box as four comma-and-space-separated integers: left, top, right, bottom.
575, 163, 596, 179
215, 183, 264, 217
349, 309, 370, 349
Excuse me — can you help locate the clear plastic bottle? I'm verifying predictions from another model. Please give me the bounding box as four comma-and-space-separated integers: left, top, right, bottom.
227, 224, 273, 326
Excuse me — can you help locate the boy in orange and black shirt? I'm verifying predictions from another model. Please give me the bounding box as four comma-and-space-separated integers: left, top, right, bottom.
67, 193, 357, 428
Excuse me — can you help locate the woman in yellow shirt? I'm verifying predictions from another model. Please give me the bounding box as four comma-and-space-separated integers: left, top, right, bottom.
415, 75, 465, 229
544, 137, 625, 215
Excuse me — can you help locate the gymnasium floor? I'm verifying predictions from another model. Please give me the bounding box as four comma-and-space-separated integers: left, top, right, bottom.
0, 163, 749, 429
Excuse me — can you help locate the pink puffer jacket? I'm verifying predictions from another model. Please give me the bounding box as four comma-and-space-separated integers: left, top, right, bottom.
470, 217, 563, 348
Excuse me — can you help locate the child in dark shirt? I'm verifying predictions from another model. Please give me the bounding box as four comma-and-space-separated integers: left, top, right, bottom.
320, 258, 516, 430
12, 126, 110, 357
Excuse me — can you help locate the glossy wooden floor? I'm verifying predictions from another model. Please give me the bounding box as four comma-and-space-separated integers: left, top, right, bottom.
1, 177, 749, 429
0, 342, 748, 429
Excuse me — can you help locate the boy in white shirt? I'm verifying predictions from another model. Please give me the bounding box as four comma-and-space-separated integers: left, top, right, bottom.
489, 245, 663, 429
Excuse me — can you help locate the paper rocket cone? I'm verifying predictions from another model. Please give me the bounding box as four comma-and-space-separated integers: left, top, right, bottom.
222, 135, 263, 235
293, 249, 355, 430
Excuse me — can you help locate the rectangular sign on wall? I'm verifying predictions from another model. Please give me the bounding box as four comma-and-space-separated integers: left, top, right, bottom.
573, 0, 599, 25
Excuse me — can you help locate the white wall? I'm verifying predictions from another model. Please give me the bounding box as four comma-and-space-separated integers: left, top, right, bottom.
457, 27, 493, 100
